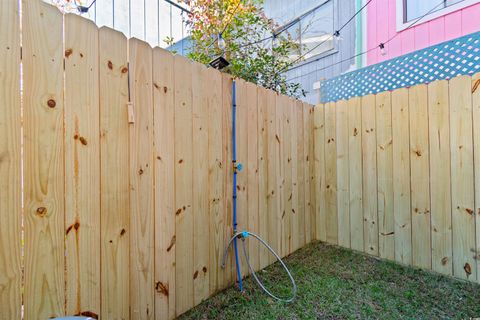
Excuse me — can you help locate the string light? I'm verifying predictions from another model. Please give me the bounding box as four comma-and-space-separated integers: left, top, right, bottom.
218, 33, 226, 50
379, 43, 386, 56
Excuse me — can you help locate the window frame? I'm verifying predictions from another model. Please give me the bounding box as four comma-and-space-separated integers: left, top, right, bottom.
275, 0, 336, 62
396, 0, 480, 32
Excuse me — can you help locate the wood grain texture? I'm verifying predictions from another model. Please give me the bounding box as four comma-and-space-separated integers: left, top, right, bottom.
336, 100, 350, 247
376, 91, 394, 260
276, 94, 286, 256
472, 72, 480, 284
308, 104, 317, 242
0, 0, 21, 317
325, 102, 338, 245
291, 101, 300, 250
99, 27, 130, 320
296, 102, 306, 247
361, 95, 378, 256
284, 97, 293, 255
23, 2, 65, 318
347, 97, 364, 252
153, 47, 176, 320
449, 76, 476, 281
428, 79, 453, 276
267, 89, 279, 263
64, 13, 100, 317
207, 67, 224, 294
314, 104, 326, 242
391, 88, 412, 265
192, 62, 210, 304
409, 84, 432, 270
257, 88, 269, 269
235, 79, 249, 273
247, 82, 260, 270
129, 38, 154, 319
222, 74, 235, 286
303, 102, 312, 244
174, 55, 194, 314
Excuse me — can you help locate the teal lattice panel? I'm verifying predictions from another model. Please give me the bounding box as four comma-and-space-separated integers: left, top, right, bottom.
320, 31, 480, 103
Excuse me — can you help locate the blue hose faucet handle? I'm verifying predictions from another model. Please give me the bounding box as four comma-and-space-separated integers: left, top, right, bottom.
235, 163, 243, 172
241, 231, 249, 239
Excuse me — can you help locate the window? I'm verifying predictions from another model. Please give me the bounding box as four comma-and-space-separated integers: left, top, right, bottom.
397, 0, 480, 30
404, 0, 464, 22
277, 0, 334, 61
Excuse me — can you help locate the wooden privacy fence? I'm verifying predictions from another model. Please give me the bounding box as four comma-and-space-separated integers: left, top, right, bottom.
0, 1, 316, 319
314, 72, 480, 284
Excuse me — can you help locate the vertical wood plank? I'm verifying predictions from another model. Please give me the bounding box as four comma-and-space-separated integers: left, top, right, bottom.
192, 62, 210, 304
129, 38, 154, 320
391, 88, 412, 265
174, 55, 194, 314
376, 91, 394, 260
308, 105, 317, 242
0, 0, 21, 317
314, 104, 326, 243
23, 2, 65, 318
472, 73, 480, 283
284, 98, 293, 254
257, 88, 269, 269
409, 84, 432, 270
449, 76, 476, 280
304, 103, 312, 244
428, 79, 453, 275
296, 101, 306, 248
361, 94, 378, 256
236, 79, 249, 274
153, 48, 176, 320
247, 82, 260, 270
291, 100, 299, 250
99, 27, 130, 320
64, 13, 100, 317
222, 74, 234, 286
267, 89, 279, 263
207, 67, 224, 293
325, 102, 338, 245
336, 100, 350, 247
276, 94, 286, 256
347, 97, 364, 252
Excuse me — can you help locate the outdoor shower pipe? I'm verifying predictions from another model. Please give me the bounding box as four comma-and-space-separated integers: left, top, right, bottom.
223, 80, 296, 302
231, 80, 244, 291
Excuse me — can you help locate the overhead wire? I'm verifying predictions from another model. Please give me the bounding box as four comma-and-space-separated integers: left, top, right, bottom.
285, 0, 446, 82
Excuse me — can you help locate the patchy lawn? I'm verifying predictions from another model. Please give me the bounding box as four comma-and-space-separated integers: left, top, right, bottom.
180, 242, 480, 320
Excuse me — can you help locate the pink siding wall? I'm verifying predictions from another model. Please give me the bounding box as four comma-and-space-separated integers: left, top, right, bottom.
367, 0, 480, 65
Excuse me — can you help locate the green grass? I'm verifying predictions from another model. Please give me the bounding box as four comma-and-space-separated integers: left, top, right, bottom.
180, 242, 480, 320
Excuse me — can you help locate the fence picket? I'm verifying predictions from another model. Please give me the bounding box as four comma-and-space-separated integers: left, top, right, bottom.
99, 26, 130, 320
0, 0, 21, 317
23, 2, 65, 318
361, 94, 379, 256
129, 38, 155, 319
376, 91, 394, 260
347, 97, 363, 252
64, 13, 101, 317
450, 76, 476, 281
391, 88, 412, 265
325, 102, 338, 244
174, 55, 194, 314
428, 79, 453, 275
153, 47, 176, 319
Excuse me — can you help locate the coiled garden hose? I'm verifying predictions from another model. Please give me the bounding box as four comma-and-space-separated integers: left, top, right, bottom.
221, 231, 297, 303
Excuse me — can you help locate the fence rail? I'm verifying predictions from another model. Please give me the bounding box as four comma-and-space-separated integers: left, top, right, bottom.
0, 1, 315, 319
314, 72, 480, 284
